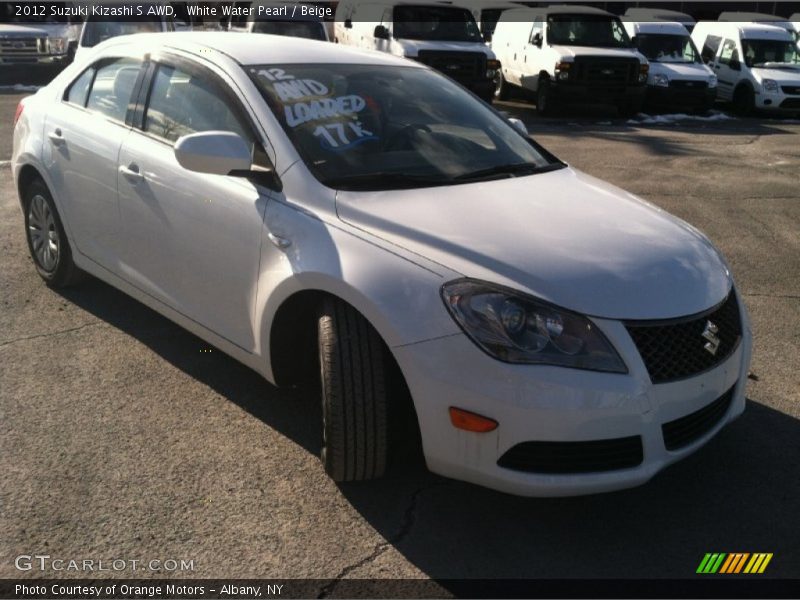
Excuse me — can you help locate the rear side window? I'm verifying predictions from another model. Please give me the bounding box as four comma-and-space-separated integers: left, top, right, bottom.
143, 64, 252, 144
701, 34, 722, 63
86, 58, 144, 122
65, 67, 96, 107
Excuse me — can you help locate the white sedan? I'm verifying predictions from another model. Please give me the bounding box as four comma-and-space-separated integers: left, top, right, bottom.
12, 32, 752, 496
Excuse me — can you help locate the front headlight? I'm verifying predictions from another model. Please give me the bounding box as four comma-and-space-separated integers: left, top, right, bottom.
653, 73, 669, 88
441, 280, 627, 373
762, 78, 778, 92
486, 59, 501, 79
708, 74, 718, 88
47, 37, 68, 55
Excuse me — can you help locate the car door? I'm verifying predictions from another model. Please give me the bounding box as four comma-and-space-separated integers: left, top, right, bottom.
43, 56, 145, 269
520, 18, 544, 91
115, 57, 274, 352
714, 38, 741, 101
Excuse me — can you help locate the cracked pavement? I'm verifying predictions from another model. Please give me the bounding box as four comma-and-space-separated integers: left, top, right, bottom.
1, 87, 799, 592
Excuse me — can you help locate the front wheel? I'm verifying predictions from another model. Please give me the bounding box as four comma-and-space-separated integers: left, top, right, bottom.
733, 86, 755, 116
494, 71, 510, 101
536, 78, 553, 115
317, 298, 388, 482
23, 179, 84, 288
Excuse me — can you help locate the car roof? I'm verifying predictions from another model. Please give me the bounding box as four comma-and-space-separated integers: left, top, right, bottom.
718, 12, 789, 22
102, 31, 419, 67
501, 5, 613, 19
626, 21, 689, 36
694, 21, 794, 41
624, 7, 694, 22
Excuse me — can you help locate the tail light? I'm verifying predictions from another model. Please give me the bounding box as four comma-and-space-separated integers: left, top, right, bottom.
13, 100, 25, 127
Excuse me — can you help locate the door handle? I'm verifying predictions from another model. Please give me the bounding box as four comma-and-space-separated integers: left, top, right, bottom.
119, 163, 144, 183
48, 129, 65, 146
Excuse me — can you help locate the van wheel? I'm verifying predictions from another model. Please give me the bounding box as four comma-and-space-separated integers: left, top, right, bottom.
536, 78, 552, 115
733, 86, 754, 116
494, 72, 510, 101
318, 297, 388, 482
23, 179, 84, 288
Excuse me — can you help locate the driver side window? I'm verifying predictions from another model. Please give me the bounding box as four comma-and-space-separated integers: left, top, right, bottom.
529, 18, 543, 44
144, 63, 252, 144
718, 39, 739, 67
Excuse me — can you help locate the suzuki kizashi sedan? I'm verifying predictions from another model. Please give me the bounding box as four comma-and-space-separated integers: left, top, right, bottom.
12, 32, 752, 496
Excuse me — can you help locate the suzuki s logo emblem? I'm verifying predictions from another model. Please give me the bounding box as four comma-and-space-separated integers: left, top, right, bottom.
702, 320, 721, 356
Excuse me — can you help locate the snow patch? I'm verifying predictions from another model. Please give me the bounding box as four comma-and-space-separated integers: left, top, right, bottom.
0, 84, 41, 92
627, 110, 736, 125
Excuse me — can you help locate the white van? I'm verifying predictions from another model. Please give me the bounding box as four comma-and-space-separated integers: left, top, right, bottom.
491, 6, 648, 115
623, 8, 696, 33
0, 3, 81, 65
229, 2, 330, 41
623, 21, 716, 112
454, 0, 520, 41
334, 0, 499, 102
718, 12, 799, 43
75, 4, 173, 63
692, 22, 800, 115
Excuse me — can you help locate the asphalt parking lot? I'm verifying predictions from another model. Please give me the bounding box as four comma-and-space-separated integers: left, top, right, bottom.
1, 74, 799, 593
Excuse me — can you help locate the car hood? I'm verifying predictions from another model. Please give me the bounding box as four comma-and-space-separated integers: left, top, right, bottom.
336, 167, 731, 320
552, 45, 645, 62
650, 61, 713, 79
0, 24, 50, 37
396, 39, 494, 58
752, 64, 800, 82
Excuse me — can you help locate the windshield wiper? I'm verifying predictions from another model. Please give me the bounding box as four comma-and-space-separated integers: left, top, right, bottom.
454, 162, 565, 182
324, 172, 453, 191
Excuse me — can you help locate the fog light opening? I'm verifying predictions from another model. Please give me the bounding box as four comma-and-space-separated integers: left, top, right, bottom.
449, 407, 498, 432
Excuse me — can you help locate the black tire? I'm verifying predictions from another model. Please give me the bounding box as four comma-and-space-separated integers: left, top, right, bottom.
733, 85, 754, 116
536, 77, 552, 116
22, 179, 84, 288
494, 71, 510, 101
318, 297, 388, 482
619, 98, 644, 118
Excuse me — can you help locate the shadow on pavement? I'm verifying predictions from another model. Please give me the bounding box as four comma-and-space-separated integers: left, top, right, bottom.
56, 276, 800, 583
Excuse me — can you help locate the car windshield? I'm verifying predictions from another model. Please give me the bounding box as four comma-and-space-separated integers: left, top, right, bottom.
393, 6, 483, 42
742, 39, 800, 67
547, 15, 632, 48
249, 63, 561, 190
82, 18, 163, 47
634, 34, 701, 63
252, 19, 326, 40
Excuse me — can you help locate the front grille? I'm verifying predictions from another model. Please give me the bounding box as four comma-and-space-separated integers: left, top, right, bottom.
662, 387, 734, 451
780, 98, 800, 109
497, 436, 643, 474
0, 37, 46, 57
781, 85, 800, 95
415, 50, 485, 82
572, 57, 639, 86
626, 292, 742, 384
670, 79, 709, 90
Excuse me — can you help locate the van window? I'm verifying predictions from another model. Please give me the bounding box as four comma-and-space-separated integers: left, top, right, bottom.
530, 17, 543, 44
546, 15, 631, 48
700, 35, 722, 63
741, 39, 800, 67
718, 39, 739, 66
393, 5, 482, 43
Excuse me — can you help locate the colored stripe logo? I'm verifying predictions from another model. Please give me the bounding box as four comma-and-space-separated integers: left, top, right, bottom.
697, 553, 773, 574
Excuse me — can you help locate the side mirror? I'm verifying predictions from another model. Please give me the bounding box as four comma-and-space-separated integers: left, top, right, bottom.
344, 18, 352, 29
507, 117, 528, 136
175, 131, 252, 175
532, 32, 543, 47
374, 24, 390, 39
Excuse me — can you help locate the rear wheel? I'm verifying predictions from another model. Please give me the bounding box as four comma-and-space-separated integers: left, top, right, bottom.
23, 179, 84, 288
733, 85, 755, 116
317, 297, 388, 482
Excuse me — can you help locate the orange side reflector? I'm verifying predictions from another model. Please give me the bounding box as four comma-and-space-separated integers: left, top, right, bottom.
449, 407, 498, 433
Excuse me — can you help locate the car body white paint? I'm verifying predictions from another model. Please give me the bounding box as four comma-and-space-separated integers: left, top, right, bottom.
13, 32, 752, 496
692, 22, 800, 112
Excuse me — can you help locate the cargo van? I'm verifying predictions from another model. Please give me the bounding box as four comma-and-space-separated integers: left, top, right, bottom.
334, 0, 499, 102
623, 21, 716, 112
718, 12, 798, 43
229, 2, 330, 41
691, 21, 800, 115
454, 0, 520, 41
491, 5, 648, 115
0, 2, 81, 65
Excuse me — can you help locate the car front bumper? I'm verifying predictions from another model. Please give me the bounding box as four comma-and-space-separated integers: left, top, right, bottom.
550, 81, 647, 105
756, 91, 800, 112
393, 293, 752, 497
647, 84, 717, 110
